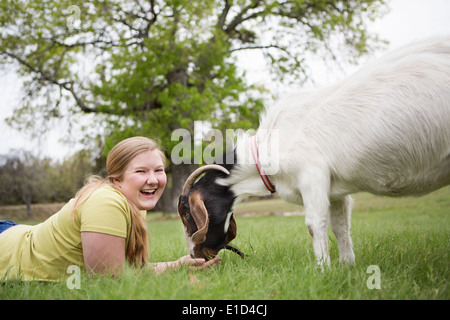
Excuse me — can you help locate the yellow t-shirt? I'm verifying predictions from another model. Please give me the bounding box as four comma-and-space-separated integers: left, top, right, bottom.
0, 185, 146, 281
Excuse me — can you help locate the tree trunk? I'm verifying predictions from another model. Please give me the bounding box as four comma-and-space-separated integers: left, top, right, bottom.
154, 162, 198, 213
22, 193, 33, 218
151, 66, 196, 214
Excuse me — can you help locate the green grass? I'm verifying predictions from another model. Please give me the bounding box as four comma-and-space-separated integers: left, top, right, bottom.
1, 187, 449, 300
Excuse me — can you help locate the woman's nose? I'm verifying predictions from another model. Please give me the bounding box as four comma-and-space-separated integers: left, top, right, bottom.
146, 172, 158, 185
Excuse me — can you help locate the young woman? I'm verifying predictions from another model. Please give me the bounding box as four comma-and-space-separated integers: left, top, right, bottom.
0, 136, 220, 281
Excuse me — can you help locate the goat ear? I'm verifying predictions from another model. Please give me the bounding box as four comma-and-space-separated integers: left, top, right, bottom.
188, 191, 209, 244
177, 195, 184, 217
225, 214, 237, 243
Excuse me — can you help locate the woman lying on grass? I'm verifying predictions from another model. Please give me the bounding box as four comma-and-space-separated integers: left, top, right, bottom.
0, 136, 221, 281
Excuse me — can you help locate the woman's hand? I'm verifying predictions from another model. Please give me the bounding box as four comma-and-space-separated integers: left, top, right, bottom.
151, 255, 222, 274
177, 255, 222, 271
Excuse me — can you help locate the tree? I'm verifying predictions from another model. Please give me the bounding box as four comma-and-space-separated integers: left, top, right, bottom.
0, 150, 47, 217
47, 149, 97, 202
0, 149, 96, 215
0, 0, 388, 212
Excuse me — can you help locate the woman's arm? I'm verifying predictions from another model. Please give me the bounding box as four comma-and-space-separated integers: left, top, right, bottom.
81, 231, 126, 276
81, 231, 221, 276
150, 255, 222, 274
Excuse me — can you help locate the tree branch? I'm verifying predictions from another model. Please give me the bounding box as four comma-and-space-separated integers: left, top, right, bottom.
217, 0, 231, 29
224, 0, 265, 34
2, 50, 162, 116
229, 44, 286, 53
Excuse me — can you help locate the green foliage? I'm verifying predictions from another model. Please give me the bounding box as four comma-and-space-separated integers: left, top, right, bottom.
1, 0, 388, 150
0, 0, 389, 211
0, 149, 96, 208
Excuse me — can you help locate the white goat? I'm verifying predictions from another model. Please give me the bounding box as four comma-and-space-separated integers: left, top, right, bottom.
179, 37, 450, 266
225, 37, 450, 265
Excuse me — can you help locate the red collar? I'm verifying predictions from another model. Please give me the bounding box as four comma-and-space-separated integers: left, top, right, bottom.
250, 136, 276, 193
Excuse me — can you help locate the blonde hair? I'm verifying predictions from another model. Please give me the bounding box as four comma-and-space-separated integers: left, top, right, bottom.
72, 136, 166, 267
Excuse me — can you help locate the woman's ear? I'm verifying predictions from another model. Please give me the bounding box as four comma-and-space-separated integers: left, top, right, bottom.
112, 178, 122, 188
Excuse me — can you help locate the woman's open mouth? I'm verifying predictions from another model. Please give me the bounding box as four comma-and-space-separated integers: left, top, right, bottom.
140, 189, 157, 197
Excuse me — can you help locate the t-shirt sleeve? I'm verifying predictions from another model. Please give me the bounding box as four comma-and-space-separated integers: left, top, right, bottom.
78, 188, 130, 238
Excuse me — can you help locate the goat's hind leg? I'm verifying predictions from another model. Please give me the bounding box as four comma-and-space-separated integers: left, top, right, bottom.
329, 195, 355, 265
300, 169, 331, 268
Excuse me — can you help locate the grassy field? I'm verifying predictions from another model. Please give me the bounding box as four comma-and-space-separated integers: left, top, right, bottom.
1, 187, 449, 300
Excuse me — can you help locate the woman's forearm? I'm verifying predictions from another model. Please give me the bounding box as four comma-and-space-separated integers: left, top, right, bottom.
149, 261, 178, 274
148, 255, 221, 274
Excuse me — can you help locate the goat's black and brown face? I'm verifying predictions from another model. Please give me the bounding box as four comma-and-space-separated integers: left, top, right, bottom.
177, 164, 243, 260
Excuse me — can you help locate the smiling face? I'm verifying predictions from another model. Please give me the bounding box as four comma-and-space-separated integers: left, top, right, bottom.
113, 149, 167, 210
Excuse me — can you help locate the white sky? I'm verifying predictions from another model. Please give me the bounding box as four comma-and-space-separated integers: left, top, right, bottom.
1, 0, 449, 161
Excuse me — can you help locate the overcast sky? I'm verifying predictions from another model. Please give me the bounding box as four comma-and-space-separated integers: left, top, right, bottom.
1, 0, 450, 161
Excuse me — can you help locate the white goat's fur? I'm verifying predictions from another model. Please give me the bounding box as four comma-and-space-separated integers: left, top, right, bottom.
220, 37, 450, 266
